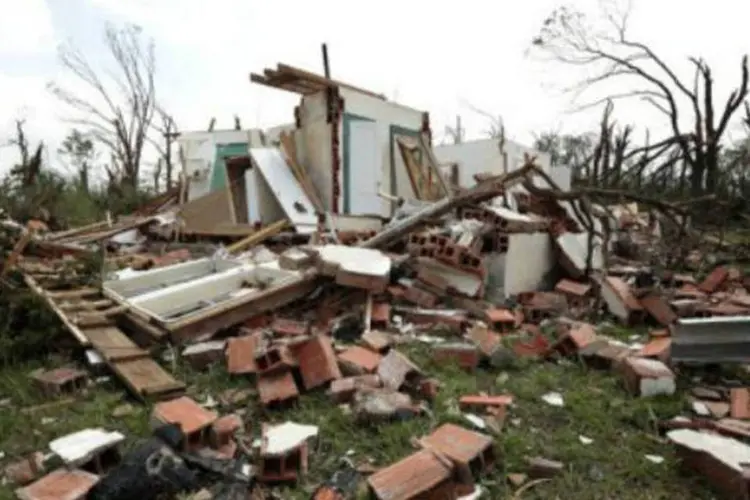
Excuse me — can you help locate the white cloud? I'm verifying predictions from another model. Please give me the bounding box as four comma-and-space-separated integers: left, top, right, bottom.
0, 0, 56, 55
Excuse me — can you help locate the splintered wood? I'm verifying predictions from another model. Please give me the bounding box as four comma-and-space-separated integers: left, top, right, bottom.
23, 272, 185, 402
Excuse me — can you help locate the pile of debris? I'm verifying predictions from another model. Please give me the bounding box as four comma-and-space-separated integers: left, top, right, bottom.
3, 150, 750, 499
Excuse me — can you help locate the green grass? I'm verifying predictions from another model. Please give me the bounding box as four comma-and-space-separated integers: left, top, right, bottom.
0, 343, 722, 500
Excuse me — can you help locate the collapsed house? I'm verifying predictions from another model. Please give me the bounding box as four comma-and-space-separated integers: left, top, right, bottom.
433, 137, 572, 191
4, 60, 745, 499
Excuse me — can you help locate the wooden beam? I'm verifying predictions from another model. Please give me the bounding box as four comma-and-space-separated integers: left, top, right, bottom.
1, 229, 33, 277
264, 69, 324, 93
276, 63, 386, 100
250, 73, 309, 95
279, 132, 325, 213
47, 287, 100, 299
23, 275, 90, 345
226, 219, 288, 254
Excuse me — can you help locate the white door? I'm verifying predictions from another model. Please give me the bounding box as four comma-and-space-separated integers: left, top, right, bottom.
348, 120, 381, 215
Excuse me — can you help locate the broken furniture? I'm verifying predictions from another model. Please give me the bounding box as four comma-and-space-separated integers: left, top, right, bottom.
103, 257, 318, 344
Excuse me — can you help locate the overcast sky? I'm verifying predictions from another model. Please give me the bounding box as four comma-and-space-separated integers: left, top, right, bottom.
0, 0, 748, 176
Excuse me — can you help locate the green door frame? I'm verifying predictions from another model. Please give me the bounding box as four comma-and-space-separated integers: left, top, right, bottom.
210, 142, 249, 191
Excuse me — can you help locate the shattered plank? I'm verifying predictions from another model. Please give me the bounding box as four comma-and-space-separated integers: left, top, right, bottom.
22, 275, 185, 402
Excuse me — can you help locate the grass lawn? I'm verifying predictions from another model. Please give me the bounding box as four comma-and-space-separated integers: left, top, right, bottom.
0, 329, 723, 500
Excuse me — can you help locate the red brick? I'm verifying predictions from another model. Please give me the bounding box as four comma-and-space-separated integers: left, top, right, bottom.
468, 325, 501, 357
639, 293, 678, 326
255, 345, 297, 374
416, 268, 450, 292
15, 469, 98, 500
620, 357, 675, 397
4, 453, 45, 486
419, 378, 441, 400
328, 374, 382, 403
210, 414, 243, 452
552, 323, 597, 356
433, 344, 480, 371
485, 308, 520, 332
554, 279, 591, 297
259, 433, 308, 483
152, 396, 217, 450
271, 318, 310, 337
258, 370, 299, 406
699, 266, 729, 293
337, 346, 382, 374
336, 270, 388, 293
370, 302, 390, 327
638, 337, 671, 363
361, 330, 393, 353
296, 335, 342, 390
403, 285, 438, 308
404, 310, 466, 330
226, 333, 259, 375
419, 424, 495, 483
367, 450, 457, 499
377, 350, 423, 390
31, 367, 88, 397
730, 388, 750, 419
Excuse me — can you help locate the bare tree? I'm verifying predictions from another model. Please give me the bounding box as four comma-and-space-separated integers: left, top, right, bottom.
460, 99, 505, 139
149, 107, 178, 191
443, 115, 465, 145
58, 129, 96, 192
49, 23, 157, 190
7, 119, 42, 188
531, 0, 749, 196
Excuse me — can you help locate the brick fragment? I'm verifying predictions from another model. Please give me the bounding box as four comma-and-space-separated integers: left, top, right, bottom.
433, 343, 480, 371
258, 370, 299, 407
338, 346, 382, 375
620, 357, 675, 397
296, 335, 342, 390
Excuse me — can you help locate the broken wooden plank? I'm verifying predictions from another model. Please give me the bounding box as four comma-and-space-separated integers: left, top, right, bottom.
84, 327, 149, 362
167, 272, 319, 344
46, 287, 100, 300
22, 275, 185, 402
227, 219, 288, 255
112, 358, 186, 401
59, 299, 115, 312
23, 276, 90, 346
